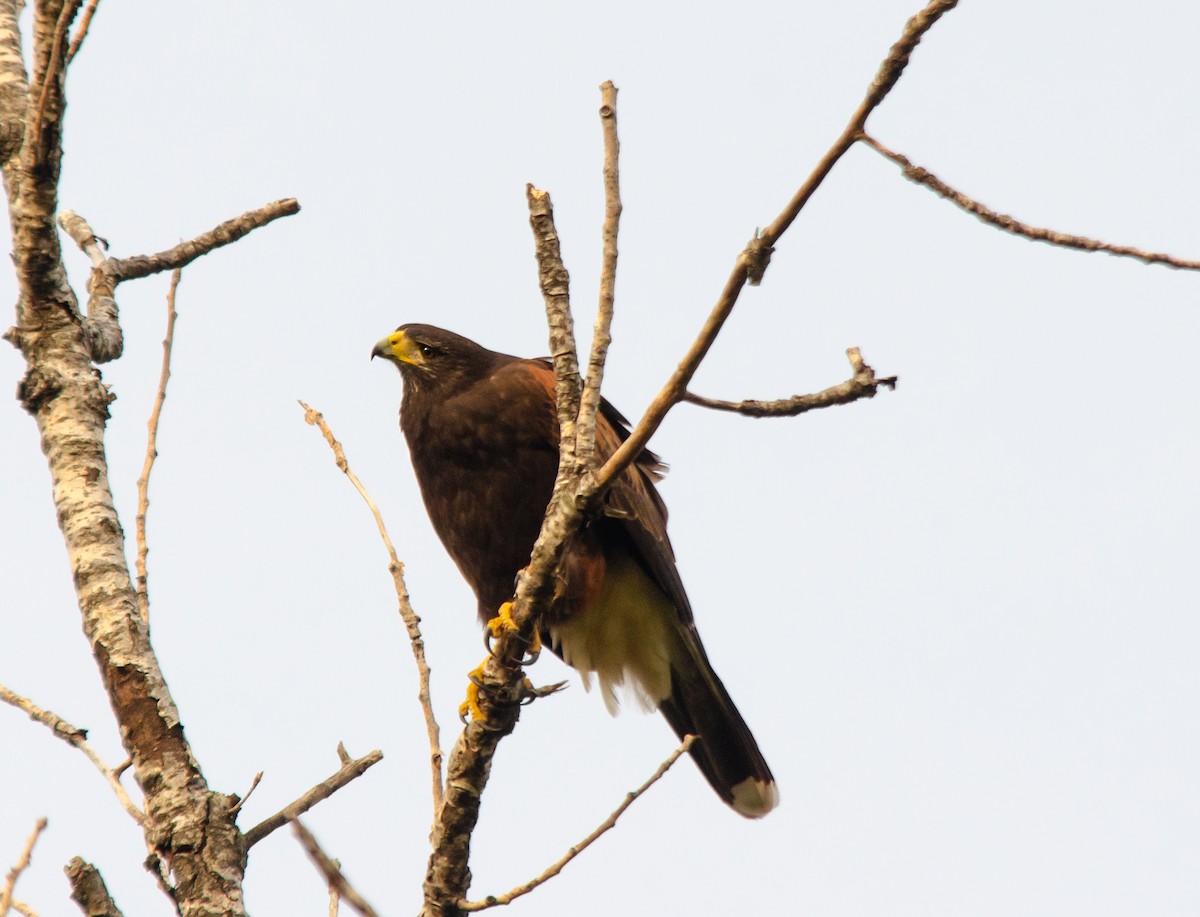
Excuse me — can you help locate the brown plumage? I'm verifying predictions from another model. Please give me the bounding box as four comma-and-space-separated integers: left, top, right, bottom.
372, 324, 777, 817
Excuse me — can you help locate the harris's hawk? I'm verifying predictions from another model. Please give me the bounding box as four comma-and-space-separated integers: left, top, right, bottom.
372, 324, 778, 818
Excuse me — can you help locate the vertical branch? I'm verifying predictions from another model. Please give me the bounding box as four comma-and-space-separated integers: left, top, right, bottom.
135, 269, 180, 623
26, 0, 81, 169
575, 80, 622, 474
525, 184, 582, 456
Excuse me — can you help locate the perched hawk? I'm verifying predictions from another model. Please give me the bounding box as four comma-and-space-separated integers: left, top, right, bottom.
373, 324, 777, 817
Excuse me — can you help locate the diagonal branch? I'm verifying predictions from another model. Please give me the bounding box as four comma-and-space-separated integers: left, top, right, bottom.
299, 402, 443, 813
293, 821, 381, 917
860, 133, 1200, 271
592, 0, 957, 495
0, 819, 47, 917
244, 744, 384, 848
458, 735, 697, 912
685, 347, 897, 418
0, 684, 144, 823
65, 0, 99, 63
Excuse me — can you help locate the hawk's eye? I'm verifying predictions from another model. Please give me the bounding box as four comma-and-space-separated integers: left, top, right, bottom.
419, 344, 435, 357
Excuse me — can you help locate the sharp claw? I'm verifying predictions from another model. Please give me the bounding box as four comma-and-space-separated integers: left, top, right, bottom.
459, 663, 488, 723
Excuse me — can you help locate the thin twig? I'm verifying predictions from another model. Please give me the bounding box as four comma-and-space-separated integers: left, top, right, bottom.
575, 80, 622, 475
593, 0, 958, 495
299, 401, 443, 812
292, 822, 380, 917
64, 858, 124, 917
65, 0, 99, 63
228, 771, 263, 817
685, 347, 897, 417
860, 133, 1200, 271
27, 0, 81, 164
11, 899, 37, 917
0, 819, 47, 917
135, 268, 180, 624
0, 684, 144, 823
244, 745, 383, 848
458, 736, 697, 911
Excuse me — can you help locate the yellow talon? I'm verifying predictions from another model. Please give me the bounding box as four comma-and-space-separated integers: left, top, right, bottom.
487, 602, 518, 637
486, 602, 541, 655
459, 662, 487, 723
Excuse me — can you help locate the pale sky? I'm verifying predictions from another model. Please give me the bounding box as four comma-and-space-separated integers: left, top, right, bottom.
3, 1, 1198, 915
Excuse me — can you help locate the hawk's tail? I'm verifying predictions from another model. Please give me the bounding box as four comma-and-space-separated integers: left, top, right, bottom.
659, 635, 779, 818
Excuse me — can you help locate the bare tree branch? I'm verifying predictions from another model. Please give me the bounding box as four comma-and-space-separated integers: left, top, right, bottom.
58, 201, 300, 363
685, 347, 897, 418
65, 0, 99, 63
0, 684, 144, 823
27, 0, 81, 167
244, 745, 384, 848
11, 899, 38, 917
0, 819, 47, 917
593, 0, 957, 494
3, 16, 295, 902
459, 736, 697, 912
135, 268, 180, 623
860, 133, 1200, 271
575, 79, 622, 475
106, 198, 300, 281
299, 401, 443, 812
64, 858, 124, 917
292, 822, 380, 917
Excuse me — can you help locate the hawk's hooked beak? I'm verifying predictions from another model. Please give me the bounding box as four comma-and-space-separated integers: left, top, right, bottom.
371, 330, 425, 366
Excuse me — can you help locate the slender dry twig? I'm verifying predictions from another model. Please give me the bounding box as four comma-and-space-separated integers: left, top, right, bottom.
575, 80, 622, 474
299, 401, 443, 811
228, 771, 263, 817
10, 898, 37, 917
593, 0, 956, 494
292, 822, 380, 917
244, 745, 383, 848
65, 0, 98, 63
860, 133, 1200, 271
459, 736, 697, 912
685, 347, 897, 418
134, 268, 180, 623
64, 858, 124, 917
0, 684, 144, 823
0, 819, 47, 917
